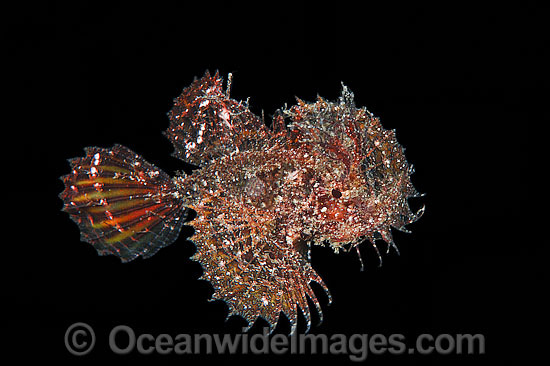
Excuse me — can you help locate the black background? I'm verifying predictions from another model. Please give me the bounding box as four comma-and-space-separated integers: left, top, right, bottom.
4, 1, 541, 364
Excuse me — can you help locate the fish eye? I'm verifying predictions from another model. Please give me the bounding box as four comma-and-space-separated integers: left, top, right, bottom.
331, 189, 342, 199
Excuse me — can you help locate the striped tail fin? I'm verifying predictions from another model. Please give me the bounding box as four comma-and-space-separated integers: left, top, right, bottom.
59, 144, 187, 262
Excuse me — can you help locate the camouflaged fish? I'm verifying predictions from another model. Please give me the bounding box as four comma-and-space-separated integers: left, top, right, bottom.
59, 71, 424, 333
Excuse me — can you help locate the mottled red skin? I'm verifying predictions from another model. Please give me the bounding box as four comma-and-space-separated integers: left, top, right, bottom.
168, 73, 423, 330
60, 71, 423, 333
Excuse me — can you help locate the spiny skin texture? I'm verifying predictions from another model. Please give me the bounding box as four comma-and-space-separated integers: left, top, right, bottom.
60, 71, 423, 332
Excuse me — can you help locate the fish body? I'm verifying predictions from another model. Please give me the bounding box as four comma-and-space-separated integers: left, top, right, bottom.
60, 71, 423, 332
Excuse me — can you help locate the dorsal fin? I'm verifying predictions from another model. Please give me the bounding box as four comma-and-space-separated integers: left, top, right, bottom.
165, 71, 270, 167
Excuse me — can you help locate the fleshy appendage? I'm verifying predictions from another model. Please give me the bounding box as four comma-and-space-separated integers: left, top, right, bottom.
59, 144, 187, 262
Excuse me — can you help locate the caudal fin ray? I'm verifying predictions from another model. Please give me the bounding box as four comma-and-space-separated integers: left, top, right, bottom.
60, 144, 187, 262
